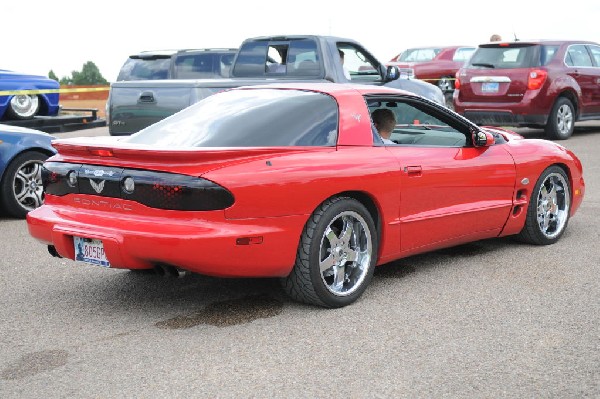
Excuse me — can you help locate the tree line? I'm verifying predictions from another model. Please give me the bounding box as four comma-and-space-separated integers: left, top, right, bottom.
48, 61, 108, 85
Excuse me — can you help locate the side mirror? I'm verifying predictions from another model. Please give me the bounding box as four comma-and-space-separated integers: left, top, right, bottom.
385, 65, 400, 82
473, 129, 495, 147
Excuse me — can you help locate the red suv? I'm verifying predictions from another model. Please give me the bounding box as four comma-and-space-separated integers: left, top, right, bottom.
454, 40, 600, 139
388, 46, 475, 92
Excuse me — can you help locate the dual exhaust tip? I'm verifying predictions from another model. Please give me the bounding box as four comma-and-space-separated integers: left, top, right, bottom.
47, 245, 189, 278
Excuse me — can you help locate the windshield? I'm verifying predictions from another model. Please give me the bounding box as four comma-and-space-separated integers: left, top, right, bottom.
125, 89, 339, 147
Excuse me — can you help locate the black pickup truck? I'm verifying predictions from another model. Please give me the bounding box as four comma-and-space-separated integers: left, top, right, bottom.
107, 35, 445, 135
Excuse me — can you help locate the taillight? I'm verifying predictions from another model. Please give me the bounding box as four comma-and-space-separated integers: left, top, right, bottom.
43, 162, 234, 211
454, 71, 461, 90
527, 69, 547, 90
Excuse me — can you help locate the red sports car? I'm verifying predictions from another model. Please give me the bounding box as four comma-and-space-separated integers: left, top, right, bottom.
27, 83, 585, 308
389, 46, 476, 92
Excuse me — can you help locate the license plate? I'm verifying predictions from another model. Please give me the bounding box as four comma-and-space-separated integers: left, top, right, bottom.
482, 82, 499, 93
74, 237, 110, 267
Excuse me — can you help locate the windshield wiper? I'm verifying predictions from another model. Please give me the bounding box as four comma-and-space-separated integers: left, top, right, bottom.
471, 62, 496, 68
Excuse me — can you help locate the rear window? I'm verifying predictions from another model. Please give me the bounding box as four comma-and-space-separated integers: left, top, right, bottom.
232, 39, 322, 77
173, 52, 235, 78
467, 44, 558, 69
116, 57, 171, 81
125, 89, 338, 147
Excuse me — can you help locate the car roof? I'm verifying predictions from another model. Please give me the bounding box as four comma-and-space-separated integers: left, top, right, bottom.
480, 39, 599, 46
129, 48, 237, 58
232, 82, 419, 99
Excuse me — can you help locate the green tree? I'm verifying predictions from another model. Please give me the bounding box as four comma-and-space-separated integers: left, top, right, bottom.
48, 70, 59, 81
71, 61, 108, 85
57, 61, 108, 85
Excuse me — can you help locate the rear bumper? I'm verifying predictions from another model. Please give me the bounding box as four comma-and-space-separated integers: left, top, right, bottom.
454, 90, 550, 127
27, 200, 307, 278
461, 110, 547, 126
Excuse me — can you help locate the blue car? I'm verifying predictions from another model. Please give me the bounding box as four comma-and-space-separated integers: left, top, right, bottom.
0, 70, 60, 120
0, 124, 56, 218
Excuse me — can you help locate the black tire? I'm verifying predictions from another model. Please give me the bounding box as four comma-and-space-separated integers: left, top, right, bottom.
0, 151, 48, 218
6, 95, 41, 120
517, 166, 571, 245
280, 197, 378, 308
545, 97, 575, 140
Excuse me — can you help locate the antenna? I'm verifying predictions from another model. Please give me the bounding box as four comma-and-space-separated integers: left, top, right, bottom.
514, 32, 520, 42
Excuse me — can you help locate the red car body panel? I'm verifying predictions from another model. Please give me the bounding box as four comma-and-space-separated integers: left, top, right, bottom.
454, 40, 600, 126
27, 83, 585, 278
388, 46, 474, 83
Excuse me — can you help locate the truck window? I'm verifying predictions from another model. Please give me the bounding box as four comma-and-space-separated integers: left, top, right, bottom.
337, 43, 380, 82
233, 39, 321, 78
117, 57, 171, 81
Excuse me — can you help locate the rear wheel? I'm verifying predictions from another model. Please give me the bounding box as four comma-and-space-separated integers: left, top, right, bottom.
6, 95, 40, 119
545, 97, 574, 140
281, 197, 377, 308
0, 151, 48, 218
517, 166, 571, 245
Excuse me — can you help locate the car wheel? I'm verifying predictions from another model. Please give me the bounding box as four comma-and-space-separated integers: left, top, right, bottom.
281, 197, 378, 308
545, 97, 574, 140
517, 166, 571, 245
6, 95, 40, 120
0, 151, 48, 218
437, 76, 454, 93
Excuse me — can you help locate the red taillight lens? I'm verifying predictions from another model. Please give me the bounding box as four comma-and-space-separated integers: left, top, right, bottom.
527, 69, 547, 90
454, 71, 461, 90
88, 148, 114, 157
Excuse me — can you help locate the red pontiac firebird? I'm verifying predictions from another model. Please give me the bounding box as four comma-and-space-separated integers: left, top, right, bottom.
27, 83, 585, 308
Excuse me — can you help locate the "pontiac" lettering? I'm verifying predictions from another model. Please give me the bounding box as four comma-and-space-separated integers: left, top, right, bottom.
73, 197, 133, 211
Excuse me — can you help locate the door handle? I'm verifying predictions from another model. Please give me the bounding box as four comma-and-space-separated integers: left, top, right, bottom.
138, 91, 156, 104
404, 165, 422, 176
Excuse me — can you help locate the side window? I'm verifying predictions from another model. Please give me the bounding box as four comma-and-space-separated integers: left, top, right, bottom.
567, 45, 593, 67
367, 98, 467, 147
588, 45, 600, 67
540, 45, 559, 66
453, 47, 476, 62
288, 39, 321, 77
337, 43, 380, 82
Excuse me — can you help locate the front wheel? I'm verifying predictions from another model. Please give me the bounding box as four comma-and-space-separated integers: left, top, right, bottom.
545, 97, 574, 140
517, 166, 571, 245
281, 197, 378, 308
0, 151, 48, 218
6, 95, 41, 120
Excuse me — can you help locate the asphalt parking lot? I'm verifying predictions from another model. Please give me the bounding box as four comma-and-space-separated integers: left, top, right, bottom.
1, 124, 599, 398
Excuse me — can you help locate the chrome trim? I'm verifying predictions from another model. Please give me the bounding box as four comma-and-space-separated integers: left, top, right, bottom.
470, 76, 512, 83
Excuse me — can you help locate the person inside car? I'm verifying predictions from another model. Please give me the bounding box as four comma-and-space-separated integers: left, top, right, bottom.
371, 109, 396, 144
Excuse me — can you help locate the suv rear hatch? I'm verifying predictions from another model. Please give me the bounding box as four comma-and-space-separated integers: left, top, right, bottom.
456, 42, 557, 103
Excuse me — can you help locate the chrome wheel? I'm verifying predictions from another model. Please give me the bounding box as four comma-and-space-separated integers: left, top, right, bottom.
9, 95, 40, 119
437, 76, 454, 93
518, 166, 571, 245
555, 104, 573, 137
281, 197, 377, 307
13, 159, 44, 211
319, 210, 372, 296
545, 97, 575, 140
536, 172, 570, 240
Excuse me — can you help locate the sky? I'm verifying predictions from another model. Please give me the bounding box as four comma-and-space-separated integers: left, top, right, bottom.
3, 0, 599, 83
